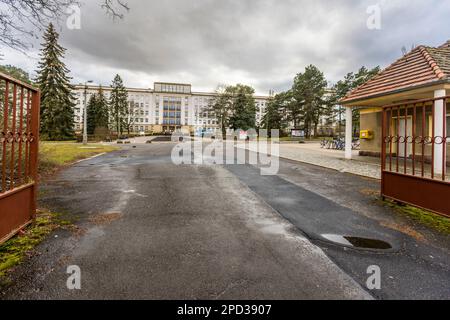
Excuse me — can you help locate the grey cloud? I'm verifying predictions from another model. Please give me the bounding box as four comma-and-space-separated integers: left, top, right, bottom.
3, 0, 450, 94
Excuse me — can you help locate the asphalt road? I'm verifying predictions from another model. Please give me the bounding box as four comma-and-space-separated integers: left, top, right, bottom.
1, 142, 449, 299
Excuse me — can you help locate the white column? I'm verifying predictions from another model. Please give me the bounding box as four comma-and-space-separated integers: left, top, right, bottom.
345, 106, 353, 160
434, 89, 446, 175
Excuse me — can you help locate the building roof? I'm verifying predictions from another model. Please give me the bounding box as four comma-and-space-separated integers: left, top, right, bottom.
340, 40, 450, 104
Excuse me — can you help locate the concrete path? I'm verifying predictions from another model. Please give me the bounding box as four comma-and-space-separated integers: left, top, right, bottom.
237, 142, 382, 179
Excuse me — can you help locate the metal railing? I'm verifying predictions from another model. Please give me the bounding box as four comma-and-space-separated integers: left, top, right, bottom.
381, 96, 449, 216
0, 72, 40, 243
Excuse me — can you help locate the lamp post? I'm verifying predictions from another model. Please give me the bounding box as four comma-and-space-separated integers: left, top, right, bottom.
83, 80, 93, 145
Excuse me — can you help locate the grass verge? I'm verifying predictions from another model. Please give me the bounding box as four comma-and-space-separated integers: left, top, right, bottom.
39, 141, 118, 176
384, 200, 450, 235
0, 210, 60, 285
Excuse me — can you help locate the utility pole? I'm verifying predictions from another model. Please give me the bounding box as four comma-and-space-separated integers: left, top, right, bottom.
118, 108, 121, 138
83, 80, 93, 145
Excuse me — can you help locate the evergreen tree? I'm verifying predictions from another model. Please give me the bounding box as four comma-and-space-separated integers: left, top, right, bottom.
87, 86, 110, 135
35, 23, 76, 140
109, 74, 128, 135
95, 86, 110, 132
331, 66, 380, 137
0, 65, 32, 122
262, 92, 290, 135
208, 85, 233, 139
291, 65, 327, 138
283, 89, 303, 129
0, 65, 32, 84
228, 84, 257, 131
86, 94, 98, 135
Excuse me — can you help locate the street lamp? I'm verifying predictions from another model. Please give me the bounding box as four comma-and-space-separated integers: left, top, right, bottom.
83, 80, 94, 145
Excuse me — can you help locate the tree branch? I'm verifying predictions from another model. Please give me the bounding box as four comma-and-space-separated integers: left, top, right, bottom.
0, 0, 129, 52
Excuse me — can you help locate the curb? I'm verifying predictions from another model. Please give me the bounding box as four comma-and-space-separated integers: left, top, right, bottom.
72, 152, 107, 165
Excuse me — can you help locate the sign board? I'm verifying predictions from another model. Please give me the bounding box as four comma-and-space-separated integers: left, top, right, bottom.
291, 129, 305, 138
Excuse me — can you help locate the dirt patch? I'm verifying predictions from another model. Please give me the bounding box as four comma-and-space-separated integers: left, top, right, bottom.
65, 224, 87, 238
359, 188, 380, 197
89, 213, 123, 226
380, 221, 427, 243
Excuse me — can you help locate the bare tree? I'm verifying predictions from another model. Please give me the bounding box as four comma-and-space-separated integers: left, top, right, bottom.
0, 0, 129, 51
101, 0, 129, 19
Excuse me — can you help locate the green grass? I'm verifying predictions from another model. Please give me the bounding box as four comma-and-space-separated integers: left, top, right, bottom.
384, 200, 450, 234
0, 210, 58, 281
0, 209, 79, 287
39, 142, 118, 176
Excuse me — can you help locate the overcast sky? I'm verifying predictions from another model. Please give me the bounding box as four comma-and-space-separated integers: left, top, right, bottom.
2, 0, 449, 95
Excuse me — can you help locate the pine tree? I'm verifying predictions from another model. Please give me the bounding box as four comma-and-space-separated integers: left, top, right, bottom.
35, 23, 76, 140
109, 74, 128, 135
262, 92, 289, 135
96, 86, 110, 131
208, 85, 233, 139
86, 94, 98, 135
87, 86, 110, 135
228, 84, 256, 131
291, 65, 327, 138
331, 66, 380, 137
0, 65, 31, 84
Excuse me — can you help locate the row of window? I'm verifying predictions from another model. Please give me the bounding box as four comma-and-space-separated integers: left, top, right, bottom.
155, 84, 191, 94
163, 105, 182, 111
163, 112, 182, 118
196, 120, 217, 125
134, 118, 149, 123
130, 102, 150, 108
131, 110, 149, 116
163, 119, 182, 125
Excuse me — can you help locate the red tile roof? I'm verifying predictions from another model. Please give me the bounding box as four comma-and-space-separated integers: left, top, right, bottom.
340, 41, 450, 104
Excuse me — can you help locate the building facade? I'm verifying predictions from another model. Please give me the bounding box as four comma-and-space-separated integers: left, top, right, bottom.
73, 82, 270, 135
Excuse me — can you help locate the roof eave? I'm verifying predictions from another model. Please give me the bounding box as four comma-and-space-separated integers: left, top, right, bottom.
339, 78, 449, 106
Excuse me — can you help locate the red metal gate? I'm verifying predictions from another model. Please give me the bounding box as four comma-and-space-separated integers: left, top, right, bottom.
0, 72, 40, 244
381, 96, 450, 217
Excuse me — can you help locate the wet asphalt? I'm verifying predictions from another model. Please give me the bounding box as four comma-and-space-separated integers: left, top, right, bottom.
226, 160, 450, 300
1, 142, 449, 300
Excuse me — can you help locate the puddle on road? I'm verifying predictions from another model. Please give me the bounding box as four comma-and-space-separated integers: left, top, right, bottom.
321, 234, 392, 250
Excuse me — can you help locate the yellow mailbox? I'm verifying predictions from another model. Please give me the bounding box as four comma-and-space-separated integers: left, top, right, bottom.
360, 130, 374, 140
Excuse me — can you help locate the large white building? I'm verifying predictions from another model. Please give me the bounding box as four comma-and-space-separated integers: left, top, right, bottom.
73, 82, 270, 135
